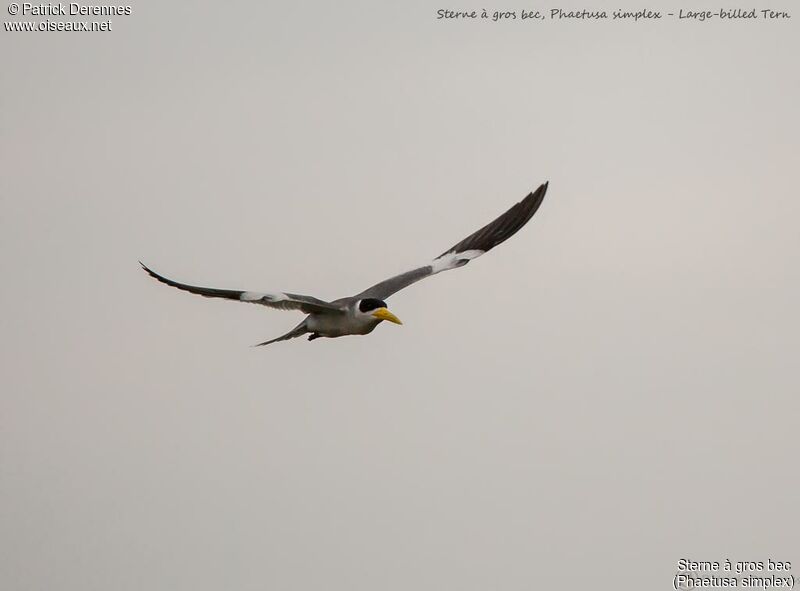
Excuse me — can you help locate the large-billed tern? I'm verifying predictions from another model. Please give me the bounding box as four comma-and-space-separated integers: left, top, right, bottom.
141, 182, 548, 346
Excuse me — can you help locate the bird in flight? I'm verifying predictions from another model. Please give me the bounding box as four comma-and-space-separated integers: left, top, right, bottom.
141, 182, 548, 346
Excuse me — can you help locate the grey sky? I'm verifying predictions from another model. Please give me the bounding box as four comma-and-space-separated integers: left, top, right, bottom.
2, 1, 798, 589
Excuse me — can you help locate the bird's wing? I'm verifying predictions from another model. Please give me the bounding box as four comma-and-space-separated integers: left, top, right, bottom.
355, 182, 548, 300
140, 263, 344, 315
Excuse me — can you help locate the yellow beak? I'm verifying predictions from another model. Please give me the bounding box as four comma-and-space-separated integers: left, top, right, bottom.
372, 307, 403, 325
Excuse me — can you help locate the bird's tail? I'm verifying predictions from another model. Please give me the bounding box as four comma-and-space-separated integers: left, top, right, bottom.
253, 320, 309, 347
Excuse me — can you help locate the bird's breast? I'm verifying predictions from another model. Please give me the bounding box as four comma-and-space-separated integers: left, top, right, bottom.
307, 312, 379, 337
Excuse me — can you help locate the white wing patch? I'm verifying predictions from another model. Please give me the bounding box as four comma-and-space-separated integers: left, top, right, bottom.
240, 291, 288, 303
430, 249, 484, 274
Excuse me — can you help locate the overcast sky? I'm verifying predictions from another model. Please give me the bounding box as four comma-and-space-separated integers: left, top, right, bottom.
2, 1, 798, 589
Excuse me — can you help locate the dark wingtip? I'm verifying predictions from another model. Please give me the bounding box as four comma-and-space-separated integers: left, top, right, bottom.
439, 181, 550, 257
524, 181, 548, 216
523, 181, 548, 205
139, 262, 178, 289
139, 261, 160, 281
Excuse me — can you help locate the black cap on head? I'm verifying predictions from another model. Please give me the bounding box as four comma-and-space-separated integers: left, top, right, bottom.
358, 298, 387, 313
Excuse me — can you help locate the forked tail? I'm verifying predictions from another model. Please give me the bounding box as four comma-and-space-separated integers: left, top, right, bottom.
254, 320, 309, 347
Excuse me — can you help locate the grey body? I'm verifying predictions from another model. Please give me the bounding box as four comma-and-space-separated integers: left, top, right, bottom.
141, 182, 548, 346
308, 303, 380, 337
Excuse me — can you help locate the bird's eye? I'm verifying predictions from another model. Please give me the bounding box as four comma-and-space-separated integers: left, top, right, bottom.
358, 298, 387, 313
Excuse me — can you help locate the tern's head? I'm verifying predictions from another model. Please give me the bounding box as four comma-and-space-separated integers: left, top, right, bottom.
357, 298, 402, 325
